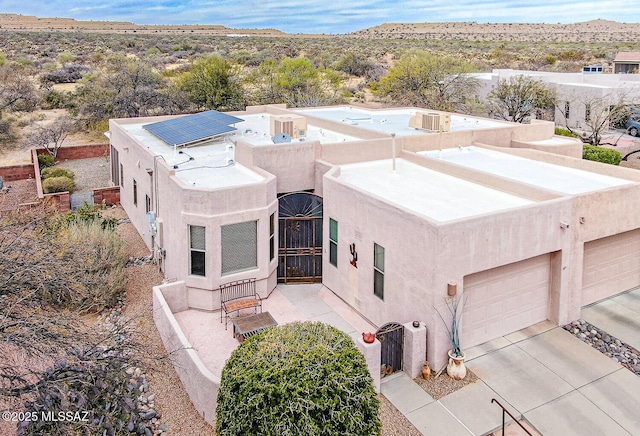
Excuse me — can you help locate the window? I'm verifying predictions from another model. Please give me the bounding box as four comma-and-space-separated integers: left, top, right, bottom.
119, 164, 124, 187
189, 225, 206, 276
221, 220, 258, 275
565, 101, 570, 120
585, 103, 591, 122
373, 243, 385, 300
110, 145, 119, 186
269, 213, 275, 261
145, 194, 151, 213
133, 179, 137, 206
329, 218, 338, 267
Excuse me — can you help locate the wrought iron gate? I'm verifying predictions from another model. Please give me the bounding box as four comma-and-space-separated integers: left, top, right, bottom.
278, 192, 323, 283
376, 322, 404, 376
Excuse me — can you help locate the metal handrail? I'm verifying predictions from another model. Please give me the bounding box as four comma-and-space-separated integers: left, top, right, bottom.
491, 398, 533, 436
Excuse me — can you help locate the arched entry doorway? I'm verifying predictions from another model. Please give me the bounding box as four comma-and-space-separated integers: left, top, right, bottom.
278, 192, 323, 283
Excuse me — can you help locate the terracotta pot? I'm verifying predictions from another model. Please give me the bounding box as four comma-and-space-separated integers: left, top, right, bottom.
446, 350, 467, 380
421, 362, 431, 380
362, 332, 375, 343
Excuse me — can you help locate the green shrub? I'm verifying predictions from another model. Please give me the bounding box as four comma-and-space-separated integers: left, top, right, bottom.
216, 321, 381, 436
41, 167, 74, 180
583, 145, 622, 165
38, 154, 55, 168
42, 176, 75, 194
555, 127, 579, 138
59, 202, 118, 231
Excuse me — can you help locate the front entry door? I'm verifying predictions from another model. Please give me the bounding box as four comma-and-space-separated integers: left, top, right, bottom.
278, 193, 323, 283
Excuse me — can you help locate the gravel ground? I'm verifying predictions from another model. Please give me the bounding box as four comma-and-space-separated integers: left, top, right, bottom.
0, 178, 38, 211
57, 156, 111, 194
414, 367, 479, 400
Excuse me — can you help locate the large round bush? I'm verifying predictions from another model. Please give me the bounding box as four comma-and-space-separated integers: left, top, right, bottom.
216, 321, 381, 436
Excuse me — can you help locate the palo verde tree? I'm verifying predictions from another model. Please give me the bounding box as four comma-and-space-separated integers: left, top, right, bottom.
247, 57, 344, 108
375, 50, 479, 113
216, 321, 381, 436
487, 75, 556, 123
177, 55, 246, 111
72, 56, 190, 128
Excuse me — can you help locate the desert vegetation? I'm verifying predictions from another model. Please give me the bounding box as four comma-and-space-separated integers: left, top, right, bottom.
0, 22, 639, 153
0, 202, 161, 435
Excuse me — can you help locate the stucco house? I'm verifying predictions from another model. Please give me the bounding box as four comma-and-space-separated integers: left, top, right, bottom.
473, 68, 640, 130
108, 104, 640, 396
613, 52, 640, 74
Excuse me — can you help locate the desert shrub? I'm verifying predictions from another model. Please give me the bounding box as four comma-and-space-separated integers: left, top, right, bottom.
41, 166, 74, 180
42, 176, 75, 194
44, 221, 127, 312
41, 63, 91, 84
59, 202, 118, 231
38, 154, 55, 167
583, 145, 621, 165
216, 321, 381, 436
43, 90, 65, 109
555, 127, 579, 138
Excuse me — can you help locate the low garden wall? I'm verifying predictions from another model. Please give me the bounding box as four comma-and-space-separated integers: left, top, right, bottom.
38, 143, 109, 161
152, 281, 219, 427
93, 186, 120, 206
0, 163, 35, 182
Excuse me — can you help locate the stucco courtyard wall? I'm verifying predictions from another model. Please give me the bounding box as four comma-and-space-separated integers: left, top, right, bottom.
153, 281, 219, 426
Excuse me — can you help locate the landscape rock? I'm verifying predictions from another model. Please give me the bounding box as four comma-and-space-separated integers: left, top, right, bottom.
563, 320, 639, 377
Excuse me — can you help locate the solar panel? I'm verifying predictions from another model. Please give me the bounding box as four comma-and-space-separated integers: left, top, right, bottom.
143, 110, 242, 147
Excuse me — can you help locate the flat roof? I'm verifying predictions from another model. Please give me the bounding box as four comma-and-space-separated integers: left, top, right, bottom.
296, 106, 509, 136
419, 146, 632, 195
528, 137, 580, 146
336, 158, 533, 222
233, 113, 359, 145
120, 122, 264, 189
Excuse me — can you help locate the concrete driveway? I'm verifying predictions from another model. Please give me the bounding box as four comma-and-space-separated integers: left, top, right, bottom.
387, 287, 640, 435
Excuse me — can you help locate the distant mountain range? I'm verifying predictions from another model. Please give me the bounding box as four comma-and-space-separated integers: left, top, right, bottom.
2, 14, 640, 42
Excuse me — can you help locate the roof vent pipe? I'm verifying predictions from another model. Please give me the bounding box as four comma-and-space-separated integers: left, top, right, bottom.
391, 133, 396, 173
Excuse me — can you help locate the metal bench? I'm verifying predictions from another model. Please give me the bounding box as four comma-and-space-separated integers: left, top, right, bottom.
220, 278, 262, 330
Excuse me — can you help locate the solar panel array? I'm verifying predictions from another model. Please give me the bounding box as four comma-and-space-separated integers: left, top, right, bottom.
143, 110, 243, 147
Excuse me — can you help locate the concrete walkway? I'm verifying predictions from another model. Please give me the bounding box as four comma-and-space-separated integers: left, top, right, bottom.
175, 283, 640, 435
381, 288, 640, 435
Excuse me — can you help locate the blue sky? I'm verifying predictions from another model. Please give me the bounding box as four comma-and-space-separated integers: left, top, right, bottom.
3, 1, 639, 34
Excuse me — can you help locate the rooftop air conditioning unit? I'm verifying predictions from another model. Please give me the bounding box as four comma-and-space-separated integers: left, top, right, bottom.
270, 115, 307, 139
409, 111, 451, 132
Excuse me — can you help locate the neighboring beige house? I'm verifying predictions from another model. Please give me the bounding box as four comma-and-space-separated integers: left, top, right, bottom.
473, 68, 640, 130
613, 51, 640, 74
109, 104, 640, 383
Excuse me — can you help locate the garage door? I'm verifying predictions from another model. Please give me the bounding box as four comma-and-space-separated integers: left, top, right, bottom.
461, 254, 550, 349
583, 229, 640, 306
